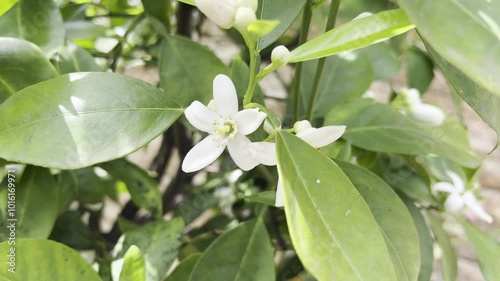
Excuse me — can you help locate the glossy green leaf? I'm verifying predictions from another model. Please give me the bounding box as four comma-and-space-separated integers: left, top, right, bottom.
0, 37, 59, 103
365, 42, 401, 80
0, 0, 64, 57
402, 197, 434, 281
120, 246, 146, 281
114, 218, 184, 281
462, 221, 500, 281
188, 218, 275, 281
337, 0, 395, 21
57, 171, 78, 214
49, 211, 95, 250
324, 98, 481, 168
399, 0, 500, 97
427, 211, 457, 281
0, 166, 58, 240
0, 0, 17, 16
72, 167, 113, 204
64, 21, 108, 40
0, 72, 183, 169
141, 0, 170, 34
60, 3, 88, 21
290, 9, 414, 62
276, 131, 397, 281
301, 50, 374, 117
178, 0, 195, 5
53, 42, 101, 74
0, 238, 102, 280
179, 233, 217, 261
160, 35, 230, 107
102, 159, 162, 218
407, 47, 434, 94
335, 160, 421, 281
256, 0, 307, 49
245, 191, 276, 206
427, 44, 500, 146
166, 254, 201, 281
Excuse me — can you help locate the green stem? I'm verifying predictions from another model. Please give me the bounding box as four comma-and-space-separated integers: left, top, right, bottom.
290, 0, 313, 123
243, 47, 259, 105
305, 0, 340, 121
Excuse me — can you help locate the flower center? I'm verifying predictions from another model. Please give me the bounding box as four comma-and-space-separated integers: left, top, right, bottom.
213, 118, 238, 140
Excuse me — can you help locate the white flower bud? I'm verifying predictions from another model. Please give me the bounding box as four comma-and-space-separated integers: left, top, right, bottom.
263, 120, 274, 135
410, 103, 445, 126
403, 88, 422, 105
233, 0, 258, 12
271, 45, 291, 67
194, 0, 236, 29
234, 7, 257, 31
293, 120, 312, 134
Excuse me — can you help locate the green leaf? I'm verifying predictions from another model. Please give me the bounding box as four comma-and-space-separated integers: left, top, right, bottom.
401, 197, 434, 281
0, 0, 17, 16
248, 20, 280, 40
290, 9, 414, 62
166, 254, 201, 281
49, 211, 95, 250
53, 42, 101, 74
276, 130, 398, 281
0, 37, 59, 103
160, 35, 230, 107
365, 42, 401, 80
114, 218, 184, 281
0, 72, 183, 169
462, 221, 500, 281
406, 47, 434, 94
335, 160, 421, 281
102, 159, 163, 218
120, 246, 146, 281
427, 211, 457, 281
427, 43, 500, 146
60, 3, 88, 22
301, 50, 374, 117
0, 238, 102, 280
245, 191, 276, 206
178, 0, 195, 6
0, 166, 58, 240
179, 233, 217, 261
0, 0, 64, 57
188, 218, 275, 281
398, 0, 500, 97
324, 98, 481, 168
57, 171, 78, 214
72, 167, 112, 204
256, 0, 307, 49
141, 0, 170, 34
64, 21, 108, 40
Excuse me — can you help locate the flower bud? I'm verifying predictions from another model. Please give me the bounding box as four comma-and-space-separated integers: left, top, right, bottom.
402, 88, 422, 105
263, 120, 274, 135
233, 0, 258, 12
293, 120, 312, 134
194, 0, 235, 29
410, 103, 445, 126
271, 45, 291, 67
234, 7, 257, 31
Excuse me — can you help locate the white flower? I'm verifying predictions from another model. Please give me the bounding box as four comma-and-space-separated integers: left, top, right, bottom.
271, 45, 291, 67
249, 120, 346, 206
432, 171, 493, 224
400, 88, 445, 126
234, 7, 257, 31
182, 74, 267, 173
194, 0, 258, 29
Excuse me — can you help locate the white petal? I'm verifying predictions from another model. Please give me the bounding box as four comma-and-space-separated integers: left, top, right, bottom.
227, 134, 259, 171
233, 0, 258, 11
297, 125, 346, 148
234, 108, 266, 135
463, 192, 493, 223
293, 120, 312, 134
234, 7, 257, 30
213, 74, 238, 117
446, 171, 465, 193
182, 134, 225, 173
184, 101, 219, 132
444, 193, 465, 212
275, 180, 284, 207
249, 142, 277, 166
432, 182, 457, 195
194, 0, 235, 29
403, 88, 422, 105
410, 103, 445, 126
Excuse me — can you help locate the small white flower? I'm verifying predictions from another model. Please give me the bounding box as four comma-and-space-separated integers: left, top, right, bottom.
250, 120, 346, 206
182, 74, 267, 173
271, 45, 291, 67
194, 0, 258, 29
234, 7, 257, 31
432, 171, 493, 224
400, 88, 445, 126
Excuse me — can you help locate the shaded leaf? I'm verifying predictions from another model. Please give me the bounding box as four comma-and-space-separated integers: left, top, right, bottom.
427, 211, 457, 281
462, 221, 500, 281
53, 42, 101, 74
166, 254, 201, 281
